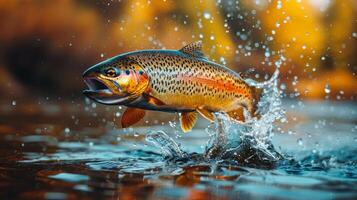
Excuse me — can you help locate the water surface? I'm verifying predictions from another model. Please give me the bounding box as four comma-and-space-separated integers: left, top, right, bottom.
0, 100, 356, 200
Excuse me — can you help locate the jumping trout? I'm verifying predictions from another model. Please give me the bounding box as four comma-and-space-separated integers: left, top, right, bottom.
83, 41, 257, 132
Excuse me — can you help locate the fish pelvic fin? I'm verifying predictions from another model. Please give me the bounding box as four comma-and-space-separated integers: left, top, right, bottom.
196, 107, 214, 122
143, 93, 166, 106
179, 111, 197, 133
121, 107, 146, 128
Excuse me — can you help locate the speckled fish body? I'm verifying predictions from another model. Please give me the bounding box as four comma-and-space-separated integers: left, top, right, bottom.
124, 50, 254, 114
83, 42, 255, 132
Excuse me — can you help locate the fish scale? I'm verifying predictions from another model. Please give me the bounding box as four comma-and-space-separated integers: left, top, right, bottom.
83, 41, 256, 132
127, 51, 253, 112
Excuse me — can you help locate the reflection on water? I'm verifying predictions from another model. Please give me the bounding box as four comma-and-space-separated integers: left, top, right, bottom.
49, 173, 90, 183
0, 100, 356, 199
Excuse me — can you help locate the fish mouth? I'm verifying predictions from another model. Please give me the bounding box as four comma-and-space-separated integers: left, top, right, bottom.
83, 76, 130, 105
83, 76, 113, 94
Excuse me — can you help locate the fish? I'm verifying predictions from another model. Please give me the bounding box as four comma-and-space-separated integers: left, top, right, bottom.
83, 41, 258, 132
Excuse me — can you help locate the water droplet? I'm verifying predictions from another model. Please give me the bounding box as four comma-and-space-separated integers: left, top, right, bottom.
64, 128, 70, 134
324, 84, 330, 94
11, 100, 16, 106
115, 112, 121, 117
203, 12, 211, 19
169, 121, 176, 128
219, 57, 226, 64
297, 138, 303, 146
240, 34, 247, 41
264, 51, 270, 58
280, 83, 286, 90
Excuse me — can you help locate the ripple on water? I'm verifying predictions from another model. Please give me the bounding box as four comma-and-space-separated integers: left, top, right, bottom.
49, 173, 89, 183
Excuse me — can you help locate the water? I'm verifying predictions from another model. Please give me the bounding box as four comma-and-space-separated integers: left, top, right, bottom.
1, 69, 356, 199
0, 102, 356, 199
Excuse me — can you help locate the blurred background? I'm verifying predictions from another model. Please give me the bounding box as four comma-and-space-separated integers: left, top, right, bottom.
0, 1, 357, 199
0, 0, 356, 102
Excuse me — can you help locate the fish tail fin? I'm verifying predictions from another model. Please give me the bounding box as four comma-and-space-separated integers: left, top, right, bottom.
249, 85, 261, 119
227, 86, 261, 123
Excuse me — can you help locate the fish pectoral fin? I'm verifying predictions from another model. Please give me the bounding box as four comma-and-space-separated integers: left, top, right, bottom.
179, 41, 207, 59
196, 108, 214, 122
180, 111, 197, 133
143, 94, 166, 106
121, 107, 146, 128
226, 108, 245, 122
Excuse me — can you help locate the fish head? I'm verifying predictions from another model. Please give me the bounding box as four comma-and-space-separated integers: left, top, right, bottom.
82, 57, 149, 105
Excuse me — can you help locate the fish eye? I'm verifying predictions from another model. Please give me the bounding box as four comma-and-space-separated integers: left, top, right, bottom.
106, 68, 118, 77
125, 69, 130, 75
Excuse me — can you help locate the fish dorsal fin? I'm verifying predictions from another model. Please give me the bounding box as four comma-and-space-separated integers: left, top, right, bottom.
121, 107, 146, 128
179, 41, 206, 59
179, 111, 197, 133
196, 108, 215, 122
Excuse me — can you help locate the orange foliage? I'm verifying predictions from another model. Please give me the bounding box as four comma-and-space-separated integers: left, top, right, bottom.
260, 0, 325, 72
0, 0, 355, 100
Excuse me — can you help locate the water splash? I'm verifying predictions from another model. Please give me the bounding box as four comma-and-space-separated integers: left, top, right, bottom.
146, 130, 187, 158
146, 58, 285, 168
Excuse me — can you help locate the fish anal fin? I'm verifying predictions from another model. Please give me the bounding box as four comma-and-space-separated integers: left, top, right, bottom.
179, 41, 206, 59
227, 108, 245, 122
180, 112, 197, 133
143, 94, 166, 106
121, 107, 146, 128
196, 108, 214, 122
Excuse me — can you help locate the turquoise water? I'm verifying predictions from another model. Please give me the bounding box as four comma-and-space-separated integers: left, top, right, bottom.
0, 100, 356, 200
